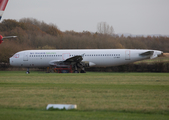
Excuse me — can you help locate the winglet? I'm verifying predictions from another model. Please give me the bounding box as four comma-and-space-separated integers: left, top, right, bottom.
0, 0, 9, 20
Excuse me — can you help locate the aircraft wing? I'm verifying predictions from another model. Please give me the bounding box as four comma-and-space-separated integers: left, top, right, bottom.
49, 54, 85, 66
64, 55, 84, 63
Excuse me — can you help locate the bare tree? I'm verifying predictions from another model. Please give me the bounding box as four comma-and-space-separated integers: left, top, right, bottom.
97, 22, 114, 35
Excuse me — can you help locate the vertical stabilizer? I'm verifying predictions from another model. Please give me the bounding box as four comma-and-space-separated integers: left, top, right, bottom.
0, 0, 9, 20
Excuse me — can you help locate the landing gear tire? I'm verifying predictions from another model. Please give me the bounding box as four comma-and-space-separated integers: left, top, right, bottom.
26, 68, 30, 74
74, 64, 79, 73
80, 70, 86, 73
74, 70, 79, 73
26, 71, 30, 74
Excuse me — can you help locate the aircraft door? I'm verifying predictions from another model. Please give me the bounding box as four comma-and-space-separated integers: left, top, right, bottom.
23, 52, 28, 61
125, 50, 130, 60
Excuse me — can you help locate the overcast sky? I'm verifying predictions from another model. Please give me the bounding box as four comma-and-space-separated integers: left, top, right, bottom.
2, 0, 169, 35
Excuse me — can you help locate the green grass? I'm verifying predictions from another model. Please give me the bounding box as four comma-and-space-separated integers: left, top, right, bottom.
0, 71, 169, 120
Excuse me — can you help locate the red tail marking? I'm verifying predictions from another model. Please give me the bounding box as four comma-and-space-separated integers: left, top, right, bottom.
0, 35, 3, 44
0, 0, 8, 11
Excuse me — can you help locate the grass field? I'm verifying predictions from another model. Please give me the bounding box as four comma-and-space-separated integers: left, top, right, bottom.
0, 71, 169, 120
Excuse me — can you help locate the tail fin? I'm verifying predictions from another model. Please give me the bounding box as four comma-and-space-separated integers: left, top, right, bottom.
0, 0, 9, 20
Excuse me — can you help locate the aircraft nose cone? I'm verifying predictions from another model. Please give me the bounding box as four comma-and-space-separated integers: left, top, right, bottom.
9, 57, 14, 66
156, 51, 163, 57
161, 51, 163, 54
158, 51, 163, 55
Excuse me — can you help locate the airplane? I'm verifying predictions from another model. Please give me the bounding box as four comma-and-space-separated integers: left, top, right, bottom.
9, 49, 163, 73
1, 0, 163, 73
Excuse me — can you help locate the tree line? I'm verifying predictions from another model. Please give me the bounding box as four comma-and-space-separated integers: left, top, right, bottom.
0, 18, 169, 63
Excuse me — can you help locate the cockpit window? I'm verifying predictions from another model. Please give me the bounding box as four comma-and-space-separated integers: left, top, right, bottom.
12, 54, 19, 58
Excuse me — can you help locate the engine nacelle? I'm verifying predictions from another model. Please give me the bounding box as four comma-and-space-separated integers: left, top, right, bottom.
81, 61, 96, 67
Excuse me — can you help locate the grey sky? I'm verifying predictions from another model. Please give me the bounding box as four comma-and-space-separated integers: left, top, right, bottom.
2, 0, 169, 35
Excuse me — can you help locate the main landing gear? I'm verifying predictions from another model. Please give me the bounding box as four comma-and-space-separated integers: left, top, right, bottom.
26, 68, 30, 74
80, 68, 86, 73
74, 69, 86, 73
73, 63, 86, 73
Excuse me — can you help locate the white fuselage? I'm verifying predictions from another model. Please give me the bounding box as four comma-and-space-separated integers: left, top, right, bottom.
9, 49, 162, 68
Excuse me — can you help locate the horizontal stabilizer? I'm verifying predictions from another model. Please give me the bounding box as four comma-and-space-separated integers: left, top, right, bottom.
0, 35, 17, 44
139, 51, 154, 56
140, 50, 163, 59
3, 36, 17, 39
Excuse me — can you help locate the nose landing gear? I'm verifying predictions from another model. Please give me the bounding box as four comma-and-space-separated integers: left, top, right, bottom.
26, 68, 30, 74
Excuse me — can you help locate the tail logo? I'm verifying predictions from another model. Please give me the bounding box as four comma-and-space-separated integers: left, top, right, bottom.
0, 0, 8, 20
0, 0, 8, 11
